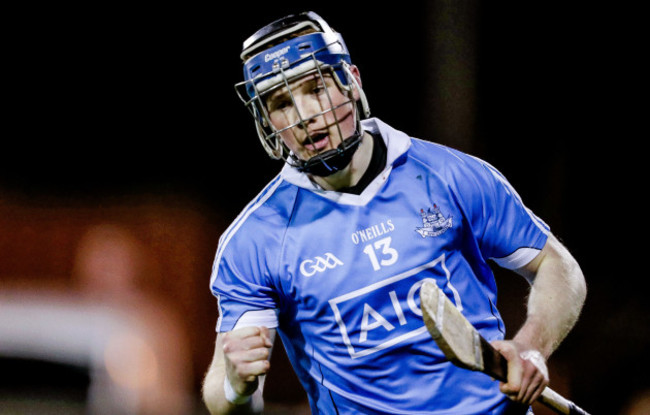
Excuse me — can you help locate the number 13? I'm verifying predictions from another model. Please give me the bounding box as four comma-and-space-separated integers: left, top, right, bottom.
363, 236, 399, 271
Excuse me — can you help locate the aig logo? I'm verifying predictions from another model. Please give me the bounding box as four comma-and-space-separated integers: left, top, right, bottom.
299, 253, 343, 277
328, 254, 462, 359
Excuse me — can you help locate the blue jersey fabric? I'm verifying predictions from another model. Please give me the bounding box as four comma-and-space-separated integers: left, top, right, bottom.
210, 118, 549, 414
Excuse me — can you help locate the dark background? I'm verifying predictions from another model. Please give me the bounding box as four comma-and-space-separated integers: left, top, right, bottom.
2, 2, 646, 414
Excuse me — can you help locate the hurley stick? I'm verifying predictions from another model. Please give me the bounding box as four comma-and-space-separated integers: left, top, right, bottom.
419, 281, 590, 415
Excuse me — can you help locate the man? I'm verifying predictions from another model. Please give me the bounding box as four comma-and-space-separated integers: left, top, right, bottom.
203, 11, 587, 415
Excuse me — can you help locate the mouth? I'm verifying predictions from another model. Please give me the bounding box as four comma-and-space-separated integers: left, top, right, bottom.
303, 132, 330, 152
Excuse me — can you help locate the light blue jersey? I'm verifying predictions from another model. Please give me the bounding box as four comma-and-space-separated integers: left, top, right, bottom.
210, 118, 549, 414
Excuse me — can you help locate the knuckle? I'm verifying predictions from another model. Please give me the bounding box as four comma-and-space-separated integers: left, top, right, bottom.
500, 382, 518, 395
522, 360, 536, 374
223, 341, 243, 356
235, 366, 249, 379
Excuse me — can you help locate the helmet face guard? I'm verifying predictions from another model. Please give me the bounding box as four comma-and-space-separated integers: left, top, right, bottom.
235, 12, 370, 176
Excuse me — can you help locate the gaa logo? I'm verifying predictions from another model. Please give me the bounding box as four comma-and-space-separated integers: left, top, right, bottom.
299, 253, 344, 277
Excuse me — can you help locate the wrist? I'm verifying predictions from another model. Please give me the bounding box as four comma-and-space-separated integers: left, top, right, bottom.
513, 324, 553, 359
519, 349, 549, 379
223, 376, 253, 405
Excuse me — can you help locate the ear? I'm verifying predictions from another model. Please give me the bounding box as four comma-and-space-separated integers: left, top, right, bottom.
347, 64, 363, 100
349, 65, 362, 87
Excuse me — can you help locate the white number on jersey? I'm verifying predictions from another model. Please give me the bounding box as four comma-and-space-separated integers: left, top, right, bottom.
363, 236, 399, 271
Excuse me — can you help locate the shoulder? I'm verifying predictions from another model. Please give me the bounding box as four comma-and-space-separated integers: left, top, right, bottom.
364, 118, 503, 192
407, 138, 494, 182
218, 175, 298, 257
210, 175, 299, 289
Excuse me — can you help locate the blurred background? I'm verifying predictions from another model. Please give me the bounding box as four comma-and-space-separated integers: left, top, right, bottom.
1, 1, 646, 414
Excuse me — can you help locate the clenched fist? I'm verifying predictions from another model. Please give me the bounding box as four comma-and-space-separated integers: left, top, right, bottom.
222, 326, 274, 396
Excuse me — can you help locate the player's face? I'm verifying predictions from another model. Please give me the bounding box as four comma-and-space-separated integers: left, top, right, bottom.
264, 72, 357, 162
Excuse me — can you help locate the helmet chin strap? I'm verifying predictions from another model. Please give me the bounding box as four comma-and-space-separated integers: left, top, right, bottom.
294, 131, 362, 177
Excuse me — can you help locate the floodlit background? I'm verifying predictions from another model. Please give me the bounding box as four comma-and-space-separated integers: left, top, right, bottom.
1, 2, 646, 414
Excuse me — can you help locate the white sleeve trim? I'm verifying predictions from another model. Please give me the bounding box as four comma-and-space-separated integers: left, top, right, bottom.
491, 247, 541, 270
217, 309, 280, 332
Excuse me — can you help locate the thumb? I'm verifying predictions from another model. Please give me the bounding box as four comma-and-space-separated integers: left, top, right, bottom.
491, 340, 522, 394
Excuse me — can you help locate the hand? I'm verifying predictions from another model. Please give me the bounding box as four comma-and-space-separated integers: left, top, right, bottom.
491, 340, 549, 405
221, 326, 273, 396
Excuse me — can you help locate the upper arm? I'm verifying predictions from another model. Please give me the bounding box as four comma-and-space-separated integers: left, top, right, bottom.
514, 233, 582, 284
511, 233, 586, 356
514, 235, 555, 284
514, 234, 587, 319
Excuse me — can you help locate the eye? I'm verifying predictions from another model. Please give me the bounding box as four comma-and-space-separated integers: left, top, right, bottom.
312, 84, 325, 95
268, 97, 291, 112
276, 100, 290, 109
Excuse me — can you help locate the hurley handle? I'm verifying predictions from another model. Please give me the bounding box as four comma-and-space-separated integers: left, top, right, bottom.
482, 338, 590, 415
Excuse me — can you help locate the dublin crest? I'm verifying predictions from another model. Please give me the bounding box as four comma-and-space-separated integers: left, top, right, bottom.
416, 205, 452, 238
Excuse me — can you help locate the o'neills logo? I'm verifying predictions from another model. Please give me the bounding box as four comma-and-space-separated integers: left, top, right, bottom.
265, 46, 291, 62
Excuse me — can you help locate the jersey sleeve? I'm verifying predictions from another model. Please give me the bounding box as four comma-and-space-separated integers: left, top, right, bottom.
448, 151, 550, 269
210, 230, 280, 332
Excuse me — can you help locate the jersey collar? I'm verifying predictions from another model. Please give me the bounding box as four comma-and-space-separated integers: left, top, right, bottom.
279, 117, 412, 206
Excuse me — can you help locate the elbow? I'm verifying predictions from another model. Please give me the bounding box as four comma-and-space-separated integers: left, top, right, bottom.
569, 256, 587, 311
554, 235, 588, 312
576, 267, 587, 304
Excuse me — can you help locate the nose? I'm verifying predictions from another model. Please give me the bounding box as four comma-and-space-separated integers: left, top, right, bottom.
292, 95, 323, 129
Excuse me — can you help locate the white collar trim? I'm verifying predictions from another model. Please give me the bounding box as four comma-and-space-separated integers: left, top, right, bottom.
279, 118, 411, 206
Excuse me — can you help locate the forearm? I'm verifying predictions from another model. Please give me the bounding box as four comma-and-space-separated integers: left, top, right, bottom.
515, 235, 587, 358
203, 328, 273, 415
202, 366, 264, 415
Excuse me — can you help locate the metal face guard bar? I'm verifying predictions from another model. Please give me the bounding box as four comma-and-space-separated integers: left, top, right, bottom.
236, 55, 366, 175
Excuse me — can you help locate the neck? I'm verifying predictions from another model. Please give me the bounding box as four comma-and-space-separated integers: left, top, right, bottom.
311, 131, 374, 191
